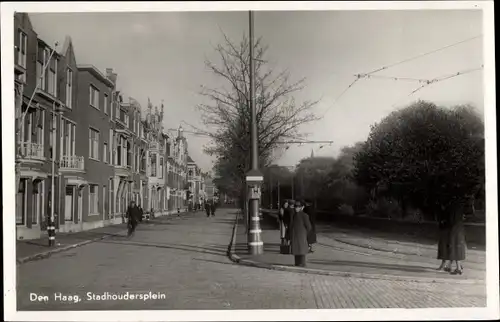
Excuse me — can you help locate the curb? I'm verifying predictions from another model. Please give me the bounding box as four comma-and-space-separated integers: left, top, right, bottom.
227, 214, 483, 285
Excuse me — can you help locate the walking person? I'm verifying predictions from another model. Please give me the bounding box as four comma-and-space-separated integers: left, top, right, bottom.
304, 200, 317, 253
210, 199, 217, 217
436, 206, 451, 272
289, 200, 312, 267
137, 204, 144, 222
205, 200, 211, 218
447, 201, 467, 275
126, 201, 141, 238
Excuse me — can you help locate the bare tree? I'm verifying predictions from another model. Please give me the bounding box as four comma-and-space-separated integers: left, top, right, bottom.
193, 32, 320, 197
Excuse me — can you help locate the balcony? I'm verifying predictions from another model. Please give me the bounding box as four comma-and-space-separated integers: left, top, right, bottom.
114, 164, 131, 177
149, 142, 159, 151
17, 142, 45, 163
60, 155, 85, 172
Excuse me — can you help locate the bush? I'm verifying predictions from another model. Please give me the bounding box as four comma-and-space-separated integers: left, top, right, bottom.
366, 198, 402, 219
338, 204, 355, 216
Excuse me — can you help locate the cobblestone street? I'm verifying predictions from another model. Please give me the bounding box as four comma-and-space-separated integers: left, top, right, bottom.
17, 209, 486, 310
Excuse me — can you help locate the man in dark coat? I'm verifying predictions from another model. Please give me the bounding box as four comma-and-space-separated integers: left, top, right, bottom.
304, 200, 317, 253
205, 201, 211, 218
137, 204, 144, 222
126, 201, 141, 238
289, 200, 312, 267
283, 200, 294, 244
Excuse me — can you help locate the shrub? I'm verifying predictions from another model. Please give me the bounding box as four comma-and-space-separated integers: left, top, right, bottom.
338, 204, 355, 216
366, 198, 403, 219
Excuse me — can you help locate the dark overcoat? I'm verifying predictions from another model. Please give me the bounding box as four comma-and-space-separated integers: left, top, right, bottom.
437, 210, 450, 260
290, 210, 312, 255
126, 206, 141, 224
304, 205, 317, 244
448, 204, 467, 261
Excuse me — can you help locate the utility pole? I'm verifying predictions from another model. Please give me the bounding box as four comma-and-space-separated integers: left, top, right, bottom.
246, 10, 264, 255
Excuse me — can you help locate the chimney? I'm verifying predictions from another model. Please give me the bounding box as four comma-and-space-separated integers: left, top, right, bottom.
106, 68, 118, 86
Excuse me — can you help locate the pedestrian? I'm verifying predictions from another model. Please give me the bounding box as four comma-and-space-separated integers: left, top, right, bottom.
150, 207, 155, 219
138, 204, 144, 222
289, 200, 312, 267
436, 206, 451, 272
205, 201, 211, 218
278, 201, 289, 245
447, 201, 467, 275
304, 200, 317, 253
210, 199, 217, 217
126, 201, 141, 238
283, 200, 294, 244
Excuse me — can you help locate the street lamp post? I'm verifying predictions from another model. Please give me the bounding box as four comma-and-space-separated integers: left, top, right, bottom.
246, 10, 264, 255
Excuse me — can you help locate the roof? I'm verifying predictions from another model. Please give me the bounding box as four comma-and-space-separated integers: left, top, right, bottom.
77, 64, 115, 88
187, 155, 195, 163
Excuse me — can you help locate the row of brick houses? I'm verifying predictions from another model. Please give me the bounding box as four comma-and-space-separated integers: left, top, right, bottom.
14, 13, 207, 240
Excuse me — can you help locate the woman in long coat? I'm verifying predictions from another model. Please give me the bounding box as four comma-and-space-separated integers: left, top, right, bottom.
289, 201, 312, 267
304, 201, 317, 253
448, 202, 467, 275
436, 208, 451, 272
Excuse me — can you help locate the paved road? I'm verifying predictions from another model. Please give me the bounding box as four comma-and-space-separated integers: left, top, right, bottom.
17, 209, 486, 310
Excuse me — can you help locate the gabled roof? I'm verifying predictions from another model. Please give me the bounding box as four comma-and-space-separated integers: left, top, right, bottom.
187, 155, 195, 163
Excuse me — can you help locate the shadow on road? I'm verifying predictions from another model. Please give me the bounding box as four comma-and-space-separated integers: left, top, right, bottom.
97, 239, 228, 257
308, 259, 436, 274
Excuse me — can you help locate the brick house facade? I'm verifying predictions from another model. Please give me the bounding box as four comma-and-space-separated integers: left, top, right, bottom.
14, 13, 201, 240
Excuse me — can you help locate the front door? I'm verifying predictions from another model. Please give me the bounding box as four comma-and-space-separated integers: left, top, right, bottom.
65, 186, 74, 221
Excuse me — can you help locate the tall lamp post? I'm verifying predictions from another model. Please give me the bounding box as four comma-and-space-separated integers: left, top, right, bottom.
246, 10, 264, 255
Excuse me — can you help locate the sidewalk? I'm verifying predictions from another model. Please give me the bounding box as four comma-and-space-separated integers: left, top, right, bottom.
233, 217, 485, 283
16, 223, 129, 263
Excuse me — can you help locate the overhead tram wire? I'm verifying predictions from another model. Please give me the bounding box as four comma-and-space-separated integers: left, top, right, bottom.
363, 34, 483, 76
320, 35, 482, 118
391, 65, 484, 108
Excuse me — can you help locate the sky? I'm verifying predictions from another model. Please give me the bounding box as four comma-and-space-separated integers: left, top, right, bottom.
28, 9, 484, 172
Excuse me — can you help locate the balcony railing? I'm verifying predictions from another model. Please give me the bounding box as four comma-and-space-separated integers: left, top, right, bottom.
60, 155, 85, 171
149, 142, 159, 150
18, 142, 44, 160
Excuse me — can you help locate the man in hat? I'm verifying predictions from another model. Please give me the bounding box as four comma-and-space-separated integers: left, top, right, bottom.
289, 200, 312, 267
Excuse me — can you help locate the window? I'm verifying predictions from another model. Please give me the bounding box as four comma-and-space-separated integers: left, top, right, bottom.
89, 85, 99, 109
66, 68, 73, 108
109, 178, 113, 215
89, 184, 99, 215
103, 185, 107, 215
151, 155, 157, 177
127, 142, 132, 168
36, 61, 45, 89
160, 158, 164, 179
47, 58, 57, 96
104, 94, 109, 115
103, 143, 108, 163
125, 114, 129, 127
17, 30, 27, 68
89, 128, 100, 160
